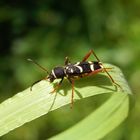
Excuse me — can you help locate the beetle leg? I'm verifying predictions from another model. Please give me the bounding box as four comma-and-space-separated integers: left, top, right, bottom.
50, 78, 64, 93
102, 68, 123, 90
82, 50, 122, 90
82, 50, 92, 62
68, 78, 75, 109
86, 69, 103, 76
86, 68, 122, 90
65, 56, 71, 65
82, 50, 102, 62
71, 80, 75, 109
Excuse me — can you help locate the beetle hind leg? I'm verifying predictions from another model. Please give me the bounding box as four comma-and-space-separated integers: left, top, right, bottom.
82, 50, 100, 62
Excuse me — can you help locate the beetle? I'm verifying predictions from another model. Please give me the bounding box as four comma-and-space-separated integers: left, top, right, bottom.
28, 50, 122, 108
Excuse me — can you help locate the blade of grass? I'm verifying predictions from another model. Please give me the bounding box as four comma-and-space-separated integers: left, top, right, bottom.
0, 64, 132, 137
50, 93, 128, 140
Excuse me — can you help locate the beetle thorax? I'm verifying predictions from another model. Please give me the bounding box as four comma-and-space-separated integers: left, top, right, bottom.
47, 67, 65, 82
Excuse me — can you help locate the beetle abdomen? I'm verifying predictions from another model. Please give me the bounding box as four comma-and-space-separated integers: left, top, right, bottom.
65, 61, 102, 76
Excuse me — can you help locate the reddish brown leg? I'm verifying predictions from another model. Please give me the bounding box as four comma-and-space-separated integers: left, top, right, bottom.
86, 68, 122, 90
82, 50, 122, 90
86, 68, 116, 83
82, 50, 93, 62
103, 68, 123, 90
68, 78, 75, 109
82, 50, 100, 62
86, 67, 114, 76
86, 69, 103, 76
50, 78, 64, 93
71, 80, 75, 109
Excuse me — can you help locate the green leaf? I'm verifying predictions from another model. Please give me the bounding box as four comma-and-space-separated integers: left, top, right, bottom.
50, 93, 129, 140
0, 64, 132, 139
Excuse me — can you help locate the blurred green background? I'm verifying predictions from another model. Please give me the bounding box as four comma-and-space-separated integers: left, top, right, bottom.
0, 0, 139, 140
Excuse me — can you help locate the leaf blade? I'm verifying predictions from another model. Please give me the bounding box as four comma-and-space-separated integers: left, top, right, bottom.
50, 93, 129, 140
0, 64, 131, 137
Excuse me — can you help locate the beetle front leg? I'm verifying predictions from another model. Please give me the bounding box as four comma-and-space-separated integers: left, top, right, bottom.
50, 78, 64, 93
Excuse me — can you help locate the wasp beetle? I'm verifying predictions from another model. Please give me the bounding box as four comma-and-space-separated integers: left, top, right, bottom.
28, 50, 121, 108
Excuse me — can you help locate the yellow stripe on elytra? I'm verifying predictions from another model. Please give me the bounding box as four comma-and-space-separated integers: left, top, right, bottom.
75, 65, 83, 73
90, 64, 94, 71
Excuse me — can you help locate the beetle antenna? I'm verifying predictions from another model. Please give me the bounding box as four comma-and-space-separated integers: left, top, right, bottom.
27, 58, 49, 74
30, 79, 42, 91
